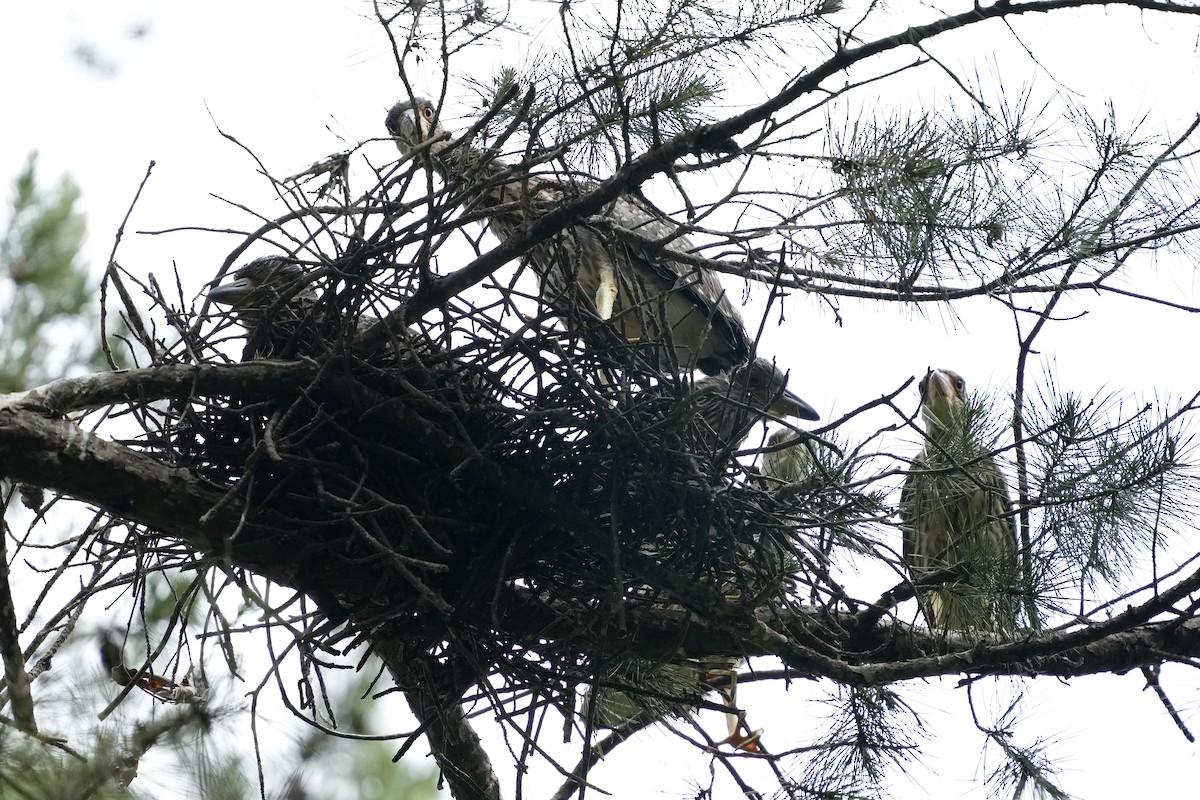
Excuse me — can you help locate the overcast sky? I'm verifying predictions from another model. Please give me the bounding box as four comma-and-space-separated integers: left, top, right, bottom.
3, 1, 1199, 798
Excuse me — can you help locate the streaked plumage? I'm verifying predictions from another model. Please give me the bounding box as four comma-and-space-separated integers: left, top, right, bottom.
207, 256, 487, 405
761, 427, 814, 487
688, 357, 819, 459
582, 657, 760, 749
207, 256, 321, 359
583, 659, 706, 730
899, 368, 1019, 634
385, 97, 750, 375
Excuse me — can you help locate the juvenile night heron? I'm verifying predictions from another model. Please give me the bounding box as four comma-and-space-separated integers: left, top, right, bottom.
761, 427, 815, 487
207, 256, 320, 359
207, 256, 482, 400
899, 368, 1019, 635
583, 659, 706, 730
583, 657, 761, 750
385, 96, 750, 375
689, 356, 819, 459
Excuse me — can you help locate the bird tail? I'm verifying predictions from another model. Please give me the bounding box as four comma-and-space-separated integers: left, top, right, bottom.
923, 583, 1017, 636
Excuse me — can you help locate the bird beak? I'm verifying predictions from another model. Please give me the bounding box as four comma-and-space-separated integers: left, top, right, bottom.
394, 111, 415, 141
386, 107, 421, 149
206, 277, 257, 306
770, 389, 820, 422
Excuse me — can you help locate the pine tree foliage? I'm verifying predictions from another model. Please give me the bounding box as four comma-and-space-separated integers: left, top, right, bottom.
798, 686, 924, 798
1024, 374, 1196, 613
975, 692, 1071, 800
4, 2, 1200, 800
0, 153, 107, 392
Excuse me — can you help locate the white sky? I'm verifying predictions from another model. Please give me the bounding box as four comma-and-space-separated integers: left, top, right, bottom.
3, 1, 1200, 798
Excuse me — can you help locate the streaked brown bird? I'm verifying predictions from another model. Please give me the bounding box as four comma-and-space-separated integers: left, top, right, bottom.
582, 657, 761, 750
207, 256, 487, 405
207, 256, 322, 359
899, 368, 1019, 635
761, 427, 815, 487
688, 356, 819, 459
583, 659, 707, 731
385, 96, 750, 375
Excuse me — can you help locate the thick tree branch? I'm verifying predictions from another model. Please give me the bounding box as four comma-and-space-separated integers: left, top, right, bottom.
485, 586, 1200, 685
0, 500, 37, 735
2, 368, 1199, 688
379, 645, 502, 800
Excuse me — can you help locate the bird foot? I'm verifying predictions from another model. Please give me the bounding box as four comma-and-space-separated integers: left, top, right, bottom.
717, 727, 764, 752
705, 668, 763, 751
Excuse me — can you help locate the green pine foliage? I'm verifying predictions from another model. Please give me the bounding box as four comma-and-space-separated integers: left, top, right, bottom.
1023, 372, 1197, 615
0, 153, 111, 393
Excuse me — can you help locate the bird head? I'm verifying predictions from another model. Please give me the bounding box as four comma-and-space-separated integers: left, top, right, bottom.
728, 357, 820, 421
762, 427, 814, 485
918, 368, 967, 431
207, 256, 314, 312
385, 97, 449, 155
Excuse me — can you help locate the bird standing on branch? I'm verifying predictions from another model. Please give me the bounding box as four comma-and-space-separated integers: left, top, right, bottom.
688, 356, 819, 460
385, 96, 750, 375
582, 657, 762, 751
583, 659, 707, 731
899, 368, 1019, 635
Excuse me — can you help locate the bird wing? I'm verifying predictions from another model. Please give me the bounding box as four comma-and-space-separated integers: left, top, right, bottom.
957, 452, 1019, 571
596, 193, 750, 365
901, 443, 1020, 631
972, 454, 1016, 541
899, 450, 926, 570
474, 167, 750, 372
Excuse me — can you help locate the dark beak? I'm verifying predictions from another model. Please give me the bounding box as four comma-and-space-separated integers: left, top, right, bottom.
206, 277, 257, 306
770, 389, 820, 422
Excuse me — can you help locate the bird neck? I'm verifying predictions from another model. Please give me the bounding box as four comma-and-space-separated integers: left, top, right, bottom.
427, 140, 509, 186
423, 140, 558, 224
924, 404, 978, 452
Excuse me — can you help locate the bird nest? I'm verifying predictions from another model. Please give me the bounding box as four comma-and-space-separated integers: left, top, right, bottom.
119, 143, 855, 730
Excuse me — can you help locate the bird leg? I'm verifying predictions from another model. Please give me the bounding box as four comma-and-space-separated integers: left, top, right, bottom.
706, 668, 763, 752
595, 266, 618, 321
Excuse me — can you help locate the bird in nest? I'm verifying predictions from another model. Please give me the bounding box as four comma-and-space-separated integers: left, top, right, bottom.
899, 368, 1020, 635
206, 256, 489, 405
761, 427, 815, 487
687, 356, 819, 461
206, 256, 328, 359
385, 95, 751, 376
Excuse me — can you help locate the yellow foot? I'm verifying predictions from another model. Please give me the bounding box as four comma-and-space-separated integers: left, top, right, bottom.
705, 667, 762, 751
717, 726, 764, 753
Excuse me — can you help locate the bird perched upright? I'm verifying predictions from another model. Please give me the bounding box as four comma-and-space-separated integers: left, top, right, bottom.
385, 95, 750, 376
688, 356, 819, 460
899, 368, 1019, 635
